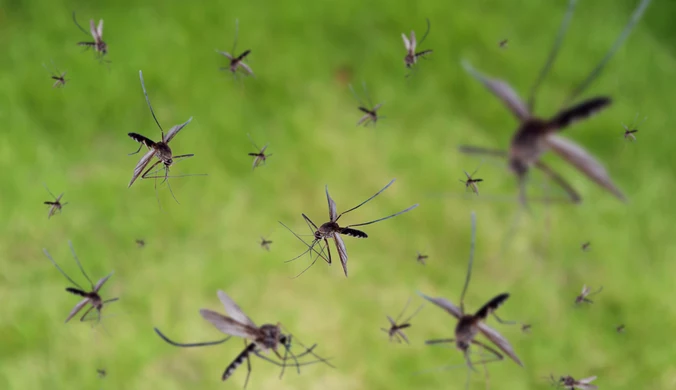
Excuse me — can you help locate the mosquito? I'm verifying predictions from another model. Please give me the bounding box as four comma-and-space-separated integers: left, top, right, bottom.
349, 82, 384, 127
402, 18, 433, 69
550, 374, 598, 390
260, 237, 273, 251
247, 134, 272, 170
581, 241, 591, 251
458, 0, 652, 206
460, 168, 483, 195
521, 323, 531, 333
128, 70, 203, 203
217, 19, 254, 78
622, 113, 647, 142
42, 61, 67, 88
97, 369, 107, 378
280, 179, 418, 277
416, 251, 428, 265
42, 241, 117, 324
381, 298, 423, 344
43, 184, 68, 219
155, 290, 331, 388
135, 239, 145, 248
499, 39, 509, 49
72, 12, 107, 60
575, 285, 603, 305
616, 324, 625, 333
419, 212, 523, 386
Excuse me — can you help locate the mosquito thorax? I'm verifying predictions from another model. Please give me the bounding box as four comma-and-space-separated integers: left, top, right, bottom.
258, 324, 283, 348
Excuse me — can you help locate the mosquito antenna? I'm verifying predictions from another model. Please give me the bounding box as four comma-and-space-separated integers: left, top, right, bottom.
138, 70, 164, 139
459, 211, 477, 314
345, 203, 419, 228
278, 221, 326, 263
563, 0, 652, 107
417, 18, 432, 47
279, 332, 336, 368
394, 297, 412, 323
527, 0, 578, 111
68, 241, 95, 290
72, 11, 90, 37
43, 248, 84, 290
337, 179, 396, 219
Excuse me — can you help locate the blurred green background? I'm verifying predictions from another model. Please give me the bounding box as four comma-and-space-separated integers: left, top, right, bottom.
1, 0, 675, 388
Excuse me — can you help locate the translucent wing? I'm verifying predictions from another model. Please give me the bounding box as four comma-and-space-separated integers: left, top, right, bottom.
477, 322, 524, 366
581, 284, 589, 295
163, 116, 193, 144
217, 290, 256, 328
410, 30, 417, 52
372, 103, 383, 112
128, 149, 157, 188
218, 51, 234, 60
199, 309, 257, 339
89, 19, 98, 40
401, 33, 411, 51
238, 61, 255, 76
333, 233, 348, 277
97, 19, 104, 39
417, 292, 462, 319
65, 298, 90, 323
357, 114, 371, 126
93, 272, 114, 292
579, 376, 597, 384
326, 185, 338, 221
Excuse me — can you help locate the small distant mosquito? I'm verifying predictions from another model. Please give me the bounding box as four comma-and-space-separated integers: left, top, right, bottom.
72, 12, 107, 60
416, 252, 428, 265
97, 369, 106, 378
575, 285, 603, 305
420, 212, 523, 384
458, 0, 652, 205
521, 323, 531, 333
43, 184, 68, 219
550, 374, 598, 390
381, 298, 423, 344
460, 168, 483, 195
581, 241, 591, 251
135, 239, 145, 248
616, 324, 625, 333
155, 290, 331, 388
217, 19, 254, 77
42, 61, 67, 88
402, 18, 433, 69
349, 82, 384, 127
622, 113, 647, 142
247, 134, 272, 170
260, 237, 273, 251
499, 39, 509, 48
280, 179, 418, 277
43, 241, 117, 323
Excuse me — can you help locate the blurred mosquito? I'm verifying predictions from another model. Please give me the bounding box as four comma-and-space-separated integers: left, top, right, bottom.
460, 167, 483, 195
43, 184, 68, 219
416, 251, 428, 265
260, 237, 273, 251
419, 212, 523, 387
217, 19, 254, 78
622, 113, 647, 142
72, 12, 108, 60
575, 285, 602, 305
499, 39, 509, 49
402, 18, 433, 69
280, 179, 418, 277
43, 241, 117, 324
458, 0, 652, 206
381, 298, 423, 344
42, 61, 67, 88
135, 239, 145, 248
521, 323, 531, 334
128, 70, 204, 204
616, 324, 625, 333
581, 241, 591, 251
247, 134, 272, 170
550, 374, 598, 390
349, 82, 384, 127
155, 290, 331, 388
97, 369, 106, 378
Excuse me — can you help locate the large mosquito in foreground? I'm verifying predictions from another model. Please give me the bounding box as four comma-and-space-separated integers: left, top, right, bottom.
42, 61, 67, 88
247, 134, 272, 170
419, 212, 523, 388
550, 374, 598, 390
349, 82, 384, 127
43, 184, 68, 219
128, 70, 204, 203
43, 241, 117, 324
402, 18, 433, 69
72, 12, 108, 60
154, 290, 331, 388
458, 0, 652, 206
280, 179, 418, 277
217, 19, 254, 78
381, 298, 424, 344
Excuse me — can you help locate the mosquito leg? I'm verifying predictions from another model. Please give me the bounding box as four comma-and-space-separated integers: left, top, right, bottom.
128, 144, 143, 155
492, 313, 517, 325
153, 327, 231, 347
68, 241, 94, 290
425, 338, 455, 345
460, 211, 477, 314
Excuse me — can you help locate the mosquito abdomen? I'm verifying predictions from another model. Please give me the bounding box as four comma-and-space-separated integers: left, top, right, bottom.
340, 228, 368, 238
222, 343, 256, 381
66, 287, 87, 297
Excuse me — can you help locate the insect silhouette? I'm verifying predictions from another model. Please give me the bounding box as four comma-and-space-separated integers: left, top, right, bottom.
381, 298, 424, 344
575, 285, 603, 305
43, 184, 68, 219
416, 251, 428, 265
135, 239, 145, 248
419, 212, 523, 386
155, 290, 331, 388
349, 82, 384, 127
622, 113, 647, 142
72, 12, 107, 60
460, 168, 483, 195
42, 61, 67, 88
616, 324, 626, 333
499, 39, 509, 48
260, 237, 273, 251
42, 241, 117, 324
128, 70, 203, 203
521, 323, 531, 333
247, 134, 272, 170
217, 19, 254, 78
581, 241, 591, 251
97, 369, 107, 378
402, 18, 433, 69
550, 374, 598, 390
280, 179, 418, 277
458, 0, 652, 205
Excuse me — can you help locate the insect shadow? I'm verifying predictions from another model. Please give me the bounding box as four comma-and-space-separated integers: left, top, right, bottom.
72, 12, 109, 63
381, 297, 424, 344
217, 19, 254, 79
349, 82, 385, 127
43, 184, 68, 219
42, 60, 68, 88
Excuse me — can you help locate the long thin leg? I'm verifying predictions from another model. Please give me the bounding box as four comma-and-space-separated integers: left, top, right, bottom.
43, 249, 85, 290
154, 327, 231, 347
231, 19, 239, 59
278, 221, 328, 263
345, 204, 419, 228
71, 11, 90, 37
337, 179, 396, 220
138, 70, 165, 139
459, 211, 477, 314
68, 241, 94, 290
393, 297, 412, 323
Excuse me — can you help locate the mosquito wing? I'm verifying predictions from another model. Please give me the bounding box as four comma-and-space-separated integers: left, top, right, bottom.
357, 114, 371, 126
417, 292, 462, 319
97, 19, 104, 39
218, 51, 234, 60
326, 185, 338, 221
410, 30, 417, 52
199, 309, 258, 339
477, 322, 523, 366
238, 61, 255, 76
581, 284, 589, 295
333, 233, 348, 277
402, 33, 411, 51
217, 290, 257, 328
93, 272, 114, 292
546, 134, 626, 201
163, 116, 193, 144
579, 376, 597, 384
65, 298, 90, 323
89, 19, 99, 41
128, 149, 157, 188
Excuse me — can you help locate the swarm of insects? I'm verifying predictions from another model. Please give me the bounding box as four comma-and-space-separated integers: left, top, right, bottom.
349, 82, 384, 127
550, 374, 598, 390
72, 12, 107, 60
575, 285, 603, 305
247, 134, 272, 170
381, 298, 424, 344
43, 184, 67, 219
622, 113, 647, 142
402, 18, 433, 69
217, 19, 254, 78
42, 61, 67, 88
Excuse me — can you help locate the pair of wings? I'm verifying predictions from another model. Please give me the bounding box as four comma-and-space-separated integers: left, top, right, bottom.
217, 51, 255, 76
199, 290, 263, 340
419, 292, 523, 367
402, 31, 417, 53
65, 272, 114, 323
90, 19, 103, 41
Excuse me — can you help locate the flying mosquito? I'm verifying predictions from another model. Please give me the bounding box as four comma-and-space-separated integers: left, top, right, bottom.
280, 179, 418, 277
381, 298, 423, 344
247, 134, 272, 170
575, 285, 603, 305
622, 113, 647, 142
521, 323, 531, 333
581, 241, 591, 251
154, 290, 331, 388
72, 12, 107, 59
402, 18, 433, 69
43, 184, 68, 219
42, 61, 67, 88
217, 19, 254, 77
128, 70, 203, 203
460, 168, 483, 195
499, 39, 509, 48
260, 237, 273, 251
43, 241, 117, 324
135, 239, 145, 248
419, 212, 523, 386
349, 82, 384, 127
550, 374, 598, 390
416, 251, 428, 265
616, 324, 625, 333
97, 369, 107, 378
458, 0, 652, 206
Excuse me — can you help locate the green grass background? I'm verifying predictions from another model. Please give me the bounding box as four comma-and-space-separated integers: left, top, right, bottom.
1, 0, 675, 388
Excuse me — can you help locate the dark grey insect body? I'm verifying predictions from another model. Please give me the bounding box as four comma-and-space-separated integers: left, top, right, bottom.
499, 39, 509, 48
247, 134, 272, 170
616, 324, 625, 333
402, 19, 433, 68
349, 82, 384, 127
575, 285, 602, 305
581, 241, 591, 251
551, 374, 598, 390
43, 185, 67, 219
416, 252, 428, 265
136, 239, 145, 248
72, 12, 107, 58
217, 19, 254, 77
460, 169, 483, 195
622, 113, 646, 142
260, 237, 272, 251
381, 298, 423, 344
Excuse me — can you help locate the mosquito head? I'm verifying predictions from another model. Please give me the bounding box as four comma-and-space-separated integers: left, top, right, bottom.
164, 158, 173, 166
259, 323, 284, 350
